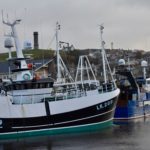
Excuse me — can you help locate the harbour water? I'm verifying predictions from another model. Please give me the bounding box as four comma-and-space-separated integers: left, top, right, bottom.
0, 118, 150, 150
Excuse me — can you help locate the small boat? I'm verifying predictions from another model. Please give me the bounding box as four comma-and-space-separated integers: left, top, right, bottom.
114, 59, 150, 121
0, 18, 119, 139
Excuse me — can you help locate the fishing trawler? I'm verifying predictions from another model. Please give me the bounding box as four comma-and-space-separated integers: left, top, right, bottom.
114, 59, 150, 121
0, 17, 119, 139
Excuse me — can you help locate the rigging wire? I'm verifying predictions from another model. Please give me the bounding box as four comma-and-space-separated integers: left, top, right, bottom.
47, 32, 56, 50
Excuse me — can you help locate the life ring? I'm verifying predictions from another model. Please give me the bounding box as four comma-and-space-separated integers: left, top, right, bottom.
23, 73, 30, 80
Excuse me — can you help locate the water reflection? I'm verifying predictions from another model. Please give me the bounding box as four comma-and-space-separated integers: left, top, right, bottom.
0, 118, 150, 150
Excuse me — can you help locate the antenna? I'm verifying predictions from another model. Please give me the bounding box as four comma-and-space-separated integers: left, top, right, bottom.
2, 11, 21, 27
1, 10, 4, 22
7, 13, 9, 22
1, 10, 8, 25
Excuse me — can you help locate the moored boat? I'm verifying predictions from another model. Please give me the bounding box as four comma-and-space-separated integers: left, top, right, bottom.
0, 18, 119, 139
114, 59, 150, 122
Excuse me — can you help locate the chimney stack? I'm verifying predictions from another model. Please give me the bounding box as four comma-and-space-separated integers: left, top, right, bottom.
33, 32, 39, 49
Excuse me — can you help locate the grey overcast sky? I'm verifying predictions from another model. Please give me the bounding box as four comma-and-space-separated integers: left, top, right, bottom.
1, 0, 150, 53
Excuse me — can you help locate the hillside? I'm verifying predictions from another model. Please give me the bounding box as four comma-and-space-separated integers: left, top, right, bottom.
0, 48, 149, 66
0, 49, 92, 66
1, 48, 150, 78
0, 49, 54, 62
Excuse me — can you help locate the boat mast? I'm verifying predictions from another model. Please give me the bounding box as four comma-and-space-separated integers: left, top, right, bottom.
56, 22, 61, 82
55, 22, 74, 84
100, 25, 107, 83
